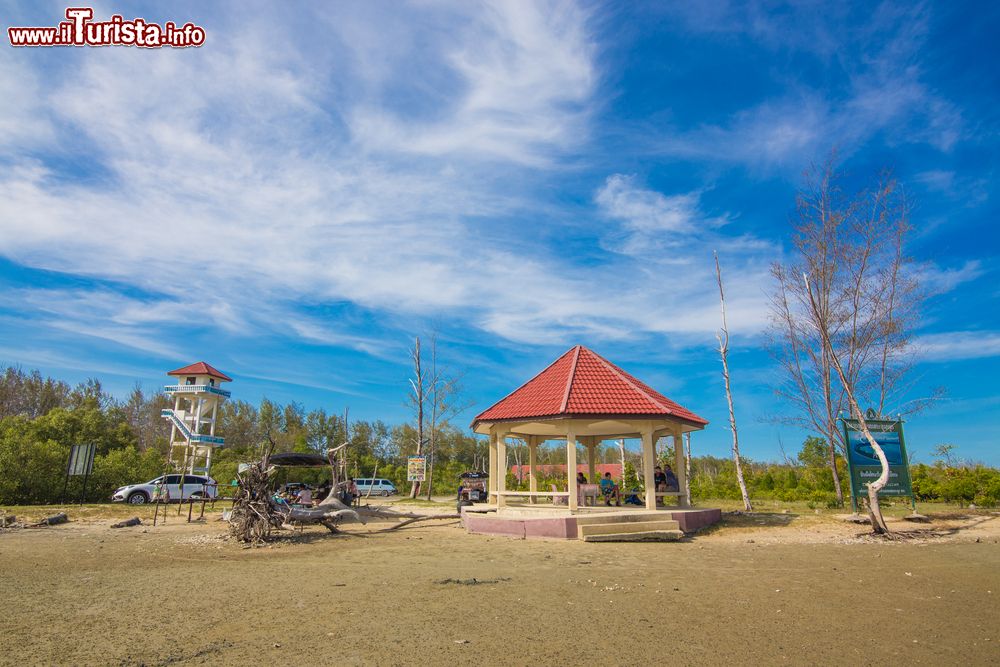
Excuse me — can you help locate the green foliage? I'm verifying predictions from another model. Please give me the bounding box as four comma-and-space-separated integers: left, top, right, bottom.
797, 436, 829, 468
910, 462, 1000, 506
1, 366, 999, 508
622, 460, 641, 491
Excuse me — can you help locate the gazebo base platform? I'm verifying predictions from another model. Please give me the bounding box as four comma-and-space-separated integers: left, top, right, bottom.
461, 504, 721, 541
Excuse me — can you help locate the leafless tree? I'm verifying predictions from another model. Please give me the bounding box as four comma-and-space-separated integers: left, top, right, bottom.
804, 274, 891, 533
424, 337, 469, 500
683, 432, 692, 506
407, 337, 426, 499
715, 252, 752, 512
617, 439, 626, 485
768, 162, 928, 507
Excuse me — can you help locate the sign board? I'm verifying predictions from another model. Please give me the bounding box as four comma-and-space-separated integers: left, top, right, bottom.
66, 443, 96, 476
62, 443, 96, 505
407, 456, 426, 482
841, 412, 913, 511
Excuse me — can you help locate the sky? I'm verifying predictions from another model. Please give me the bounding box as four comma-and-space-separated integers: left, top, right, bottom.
1, 1, 998, 464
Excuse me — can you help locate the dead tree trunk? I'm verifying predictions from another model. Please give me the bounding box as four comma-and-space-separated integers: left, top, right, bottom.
804, 273, 890, 534
716, 253, 752, 512
409, 337, 425, 499
684, 432, 692, 507
617, 439, 626, 484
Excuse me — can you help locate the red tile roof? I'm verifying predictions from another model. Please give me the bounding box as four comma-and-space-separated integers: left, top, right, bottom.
472, 345, 707, 427
167, 361, 232, 382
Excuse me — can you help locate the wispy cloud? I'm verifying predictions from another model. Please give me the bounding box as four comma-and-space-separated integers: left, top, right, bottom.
0, 3, 780, 357
914, 331, 1000, 361
648, 2, 963, 169
917, 260, 985, 296
596, 174, 723, 235
0, 3, 603, 353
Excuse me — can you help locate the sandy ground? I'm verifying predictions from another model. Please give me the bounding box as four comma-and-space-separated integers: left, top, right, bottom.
1, 503, 998, 666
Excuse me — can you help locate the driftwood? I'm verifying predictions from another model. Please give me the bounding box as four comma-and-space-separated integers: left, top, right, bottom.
229, 448, 460, 545
31, 513, 68, 527
374, 513, 460, 532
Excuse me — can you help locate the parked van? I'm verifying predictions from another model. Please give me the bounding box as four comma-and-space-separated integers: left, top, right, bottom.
354, 478, 397, 497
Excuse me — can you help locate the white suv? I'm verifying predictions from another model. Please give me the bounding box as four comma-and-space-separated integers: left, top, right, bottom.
111, 474, 218, 504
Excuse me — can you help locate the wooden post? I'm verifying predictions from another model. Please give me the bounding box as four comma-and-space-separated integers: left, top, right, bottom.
674, 426, 689, 507
528, 437, 538, 505
641, 427, 657, 511
496, 430, 507, 508
586, 439, 596, 484
567, 427, 578, 511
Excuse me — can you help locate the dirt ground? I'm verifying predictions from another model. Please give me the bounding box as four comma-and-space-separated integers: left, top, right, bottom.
1, 503, 998, 666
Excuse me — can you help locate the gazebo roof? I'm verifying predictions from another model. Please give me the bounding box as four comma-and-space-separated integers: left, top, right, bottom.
167, 361, 232, 382
471, 345, 707, 430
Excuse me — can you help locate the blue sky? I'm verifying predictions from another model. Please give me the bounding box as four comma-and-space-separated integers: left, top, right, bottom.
1, 1, 997, 464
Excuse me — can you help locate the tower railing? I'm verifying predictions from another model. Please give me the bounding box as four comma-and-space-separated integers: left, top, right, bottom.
164, 384, 231, 398
160, 409, 225, 445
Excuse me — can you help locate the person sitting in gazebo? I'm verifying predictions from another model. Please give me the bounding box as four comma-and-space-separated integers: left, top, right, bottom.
599, 472, 621, 506
663, 465, 679, 492
577, 471, 588, 485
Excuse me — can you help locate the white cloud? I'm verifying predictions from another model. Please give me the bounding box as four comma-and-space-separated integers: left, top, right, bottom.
597, 174, 713, 234
0, 1, 925, 363
914, 331, 1000, 362
649, 2, 964, 169
344, 1, 595, 165
0, 3, 610, 354
916, 260, 985, 296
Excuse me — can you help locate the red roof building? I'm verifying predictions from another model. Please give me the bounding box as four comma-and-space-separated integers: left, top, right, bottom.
167, 361, 233, 382
472, 345, 706, 428
472, 345, 706, 511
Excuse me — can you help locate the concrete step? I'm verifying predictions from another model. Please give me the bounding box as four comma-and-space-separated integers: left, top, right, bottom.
578, 519, 680, 538
582, 529, 685, 543
575, 512, 676, 526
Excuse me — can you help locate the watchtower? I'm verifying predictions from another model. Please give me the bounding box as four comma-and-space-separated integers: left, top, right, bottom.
161, 361, 231, 475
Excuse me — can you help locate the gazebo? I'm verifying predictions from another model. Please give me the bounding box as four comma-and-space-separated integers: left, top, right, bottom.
471, 345, 708, 512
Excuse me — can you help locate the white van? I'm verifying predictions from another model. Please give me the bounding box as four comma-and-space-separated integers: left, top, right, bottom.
354, 478, 398, 497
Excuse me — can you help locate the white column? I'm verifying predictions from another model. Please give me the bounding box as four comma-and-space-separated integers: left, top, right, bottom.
567, 426, 578, 511
586, 438, 597, 484
210, 400, 219, 436
193, 397, 204, 435
528, 437, 538, 504
641, 427, 657, 511
488, 434, 497, 503
496, 430, 507, 508
674, 426, 689, 507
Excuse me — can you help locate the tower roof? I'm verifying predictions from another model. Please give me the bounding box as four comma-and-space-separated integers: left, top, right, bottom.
167, 361, 232, 382
472, 345, 707, 429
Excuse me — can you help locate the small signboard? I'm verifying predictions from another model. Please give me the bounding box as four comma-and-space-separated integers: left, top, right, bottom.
407, 456, 426, 482
66, 443, 96, 476
62, 443, 96, 505
841, 411, 914, 512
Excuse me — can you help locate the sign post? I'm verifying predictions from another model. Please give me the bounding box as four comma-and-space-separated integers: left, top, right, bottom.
840, 410, 914, 515
407, 455, 427, 483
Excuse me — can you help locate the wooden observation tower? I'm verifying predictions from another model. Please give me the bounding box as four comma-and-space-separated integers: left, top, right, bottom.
161, 361, 231, 475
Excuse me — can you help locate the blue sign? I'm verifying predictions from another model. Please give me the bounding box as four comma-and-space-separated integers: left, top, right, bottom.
841, 414, 914, 506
